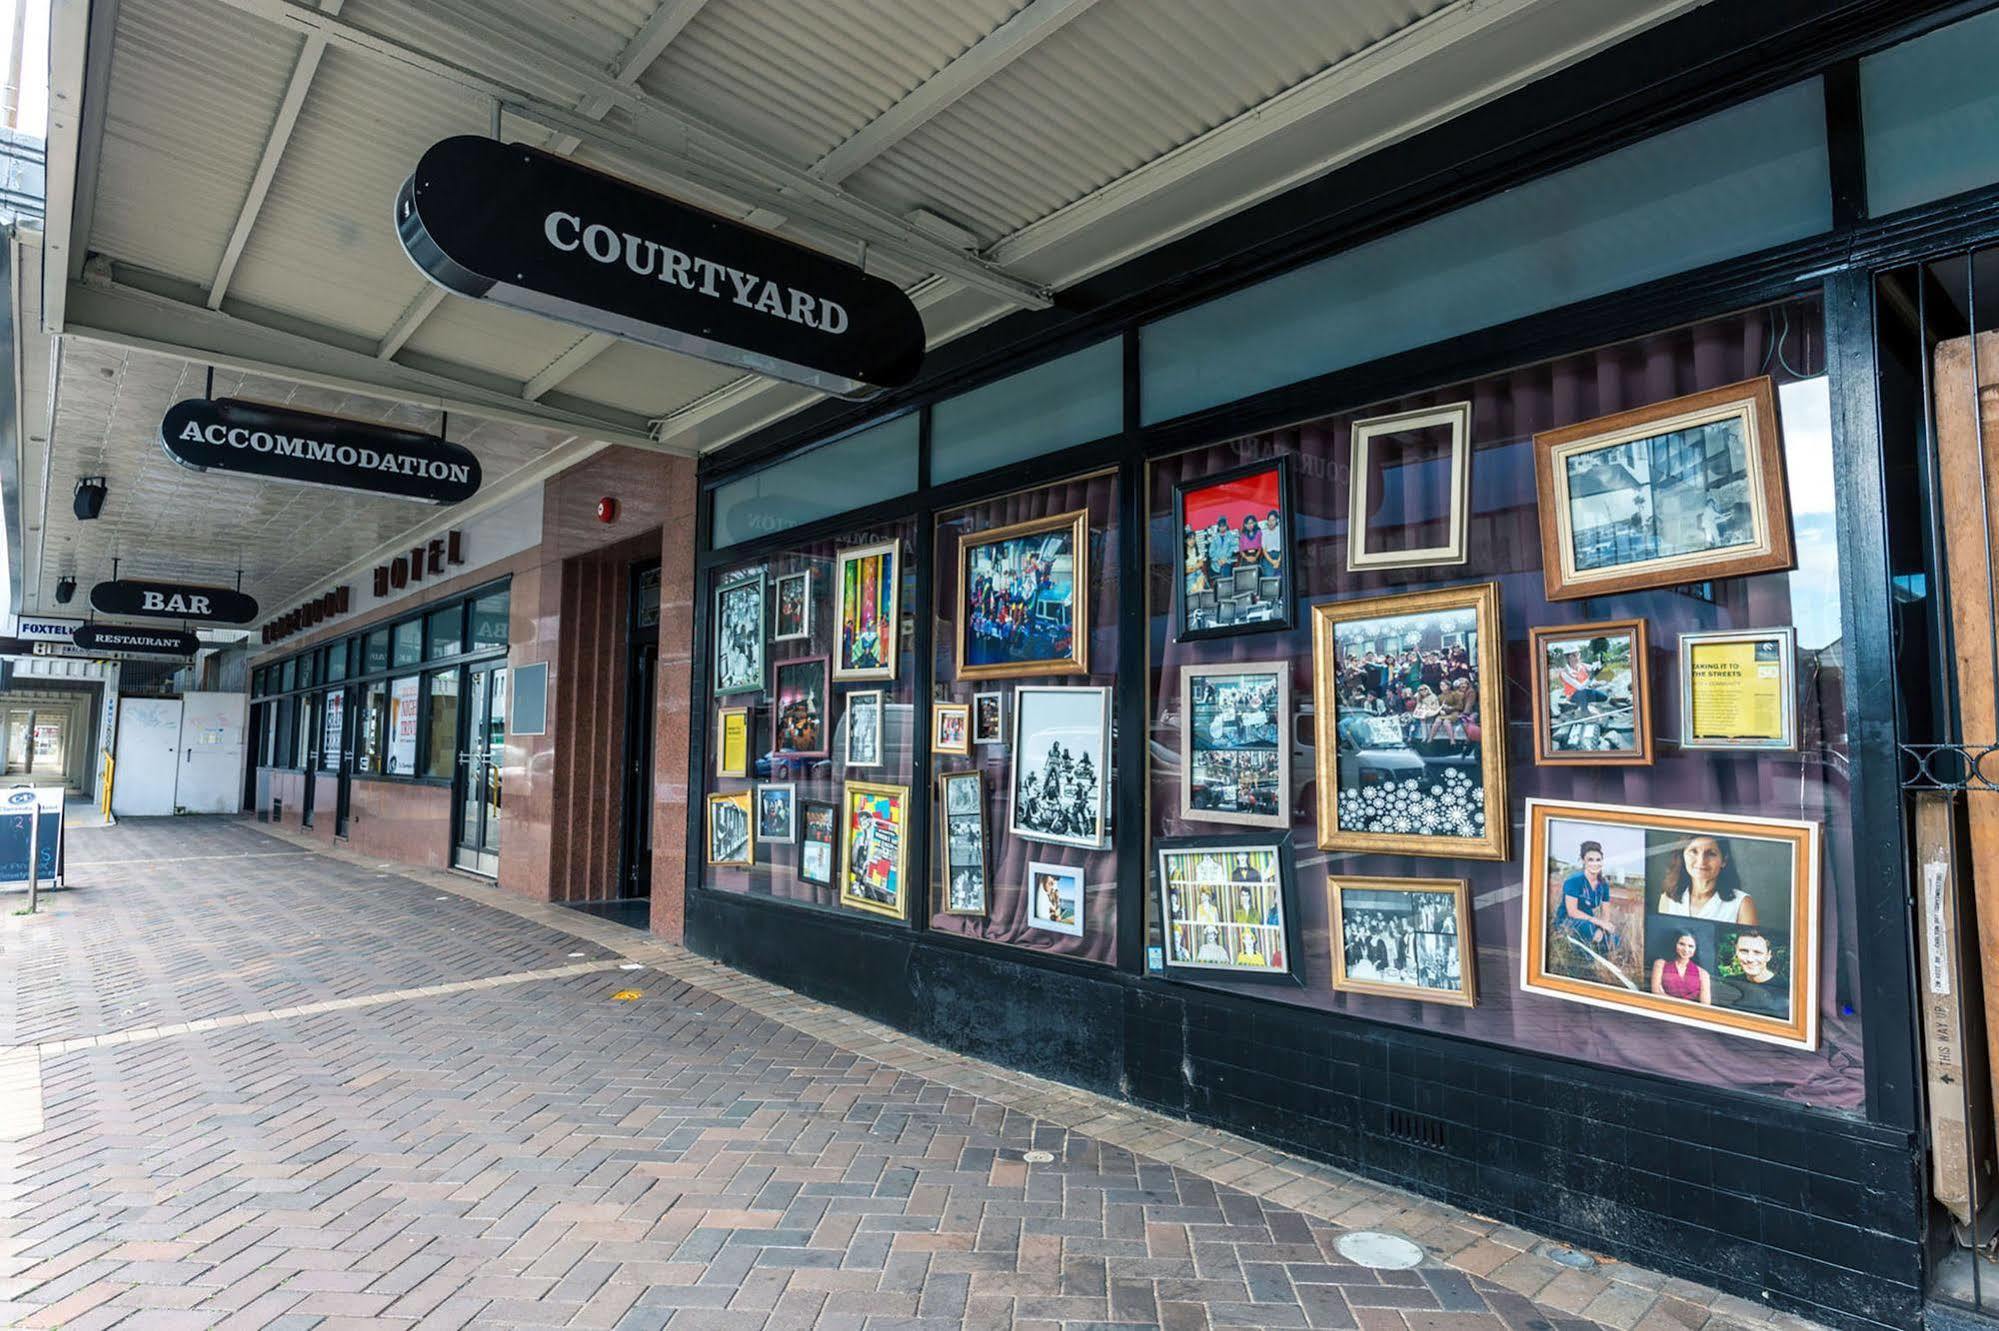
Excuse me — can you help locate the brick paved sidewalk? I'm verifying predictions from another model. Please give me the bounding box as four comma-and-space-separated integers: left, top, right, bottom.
0, 818, 1820, 1331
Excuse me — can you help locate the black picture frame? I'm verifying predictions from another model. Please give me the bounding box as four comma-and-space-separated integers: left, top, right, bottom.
799, 798, 839, 886
712, 570, 767, 698
1152, 833, 1303, 987
1172, 455, 1296, 642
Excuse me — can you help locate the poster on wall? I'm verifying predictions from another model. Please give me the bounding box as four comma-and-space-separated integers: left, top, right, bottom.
322, 689, 345, 764
387, 676, 420, 774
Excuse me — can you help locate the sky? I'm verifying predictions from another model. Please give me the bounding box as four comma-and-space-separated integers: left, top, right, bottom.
0, 0, 47, 136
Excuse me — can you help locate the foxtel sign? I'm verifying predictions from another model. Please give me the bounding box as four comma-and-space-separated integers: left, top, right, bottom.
396, 136, 924, 399
160, 398, 482, 505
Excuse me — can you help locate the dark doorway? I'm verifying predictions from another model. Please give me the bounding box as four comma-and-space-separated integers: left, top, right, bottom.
619, 559, 660, 900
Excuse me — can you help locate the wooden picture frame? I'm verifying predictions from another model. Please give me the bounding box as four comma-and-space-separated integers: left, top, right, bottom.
1179, 662, 1290, 828
972, 691, 1005, 746
1009, 685, 1111, 850
1310, 582, 1507, 860
754, 782, 796, 844
770, 655, 830, 759
937, 770, 989, 917
1520, 798, 1820, 1050
840, 689, 884, 769
833, 540, 900, 682
1154, 834, 1302, 985
705, 791, 753, 868
1327, 875, 1476, 1006
931, 702, 971, 755
1173, 456, 1295, 642
712, 570, 766, 697
799, 798, 838, 886
715, 705, 750, 779
1528, 619, 1654, 766
772, 569, 813, 643
1534, 377, 1793, 601
1679, 628, 1797, 751
1346, 401, 1472, 571
956, 509, 1090, 680
839, 780, 910, 919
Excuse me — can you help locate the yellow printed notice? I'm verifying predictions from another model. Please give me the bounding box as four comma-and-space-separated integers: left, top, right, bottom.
1687, 636, 1786, 742
720, 711, 748, 775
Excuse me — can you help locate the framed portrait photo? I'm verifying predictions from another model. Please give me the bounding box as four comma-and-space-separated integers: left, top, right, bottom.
1679, 628, 1797, 751
1026, 860, 1085, 937
833, 540, 900, 682
1179, 662, 1290, 828
754, 782, 796, 844
1534, 377, 1793, 601
972, 691, 1005, 746
1154, 835, 1300, 984
772, 570, 813, 643
1174, 457, 1294, 641
705, 791, 753, 868
1328, 876, 1475, 1006
956, 509, 1089, 680
715, 705, 750, 779
1310, 582, 1507, 860
1347, 401, 1472, 571
1009, 685, 1111, 850
713, 571, 766, 697
771, 656, 829, 759
938, 770, 988, 917
799, 799, 838, 886
1520, 799, 1820, 1050
840, 689, 884, 769
1529, 619, 1653, 766
932, 701, 971, 755
839, 780, 910, 920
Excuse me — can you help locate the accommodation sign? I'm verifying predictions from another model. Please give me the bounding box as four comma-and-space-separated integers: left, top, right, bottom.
159, 398, 482, 505
70, 625, 199, 658
396, 136, 924, 400
91, 579, 259, 625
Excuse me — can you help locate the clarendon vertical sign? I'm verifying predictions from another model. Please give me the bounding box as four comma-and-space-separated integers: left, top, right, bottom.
396, 137, 925, 400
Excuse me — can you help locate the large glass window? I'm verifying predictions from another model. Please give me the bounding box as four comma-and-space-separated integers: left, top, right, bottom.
325, 641, 348, 683
392, 620, 422, 668
424, 670, 459, 781
362, 629, 389, 675
425, 607, 462, 660
469, 590, 509, 652
711, 415, 920, 548
931, 340, 1123, 484
1861, 6, 1999, 216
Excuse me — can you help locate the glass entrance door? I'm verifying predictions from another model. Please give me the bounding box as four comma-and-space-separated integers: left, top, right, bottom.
453, 664, 506, 875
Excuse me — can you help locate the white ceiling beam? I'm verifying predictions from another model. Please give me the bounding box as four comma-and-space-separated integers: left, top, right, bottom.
374, 286, 445, 359
524, 333, 615, 402
208, 0, 345, 310
39, 0, 96, 335
208, 0, 1051, 310
63, 278, 695, 455
810, 0, 1097, 185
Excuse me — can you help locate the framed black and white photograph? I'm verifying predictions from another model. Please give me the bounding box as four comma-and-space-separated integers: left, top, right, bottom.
1179, 662, 1289, 828
1026, 860, 1085, 937
773, 570, 813, 643
841, 689, 884, 769
938, 770, 988, 916
1009, 685, 1111, 850
1328, 876, 1475, 1006
1347, 402, 1472, 571
705, 791, 752, 868
713, 571, 766, 697
755, 783, 796, 844
800, 799, 838, 886
973, 691, 1005, 746
1174, 457, 1294, 641
1155, 835, 1300, 983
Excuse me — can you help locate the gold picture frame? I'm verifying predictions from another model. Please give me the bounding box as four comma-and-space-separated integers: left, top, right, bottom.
1528, 619, 1653, 766
937, 770, 989, 917
1310, 582, 1507, 860
1327, 875, 1475, 1007
705, 790, 753, 868
833, 540, 900, 682
839, 779, 910, 920
931, 702, 971, 755
955, 509, 1090, 681
1534, 376, 1793, 601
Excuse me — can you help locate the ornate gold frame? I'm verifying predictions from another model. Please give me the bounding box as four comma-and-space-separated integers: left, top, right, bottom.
954, 509, 1090, 681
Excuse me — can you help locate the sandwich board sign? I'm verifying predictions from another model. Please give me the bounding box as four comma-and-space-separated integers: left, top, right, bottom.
0, 786, 62, 889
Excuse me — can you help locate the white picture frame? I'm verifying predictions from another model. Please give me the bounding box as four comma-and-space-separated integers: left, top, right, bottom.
1008, 685, 1111, 850
754, 782, 796, 844
1025, 859, 1085, 937
1346, 401, 1472, 571
972, 691, 1005, 746
772, 570, 813, 643
841, 688, 884, 769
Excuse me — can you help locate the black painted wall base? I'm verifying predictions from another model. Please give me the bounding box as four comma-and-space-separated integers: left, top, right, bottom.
688, 888, 1928, 1331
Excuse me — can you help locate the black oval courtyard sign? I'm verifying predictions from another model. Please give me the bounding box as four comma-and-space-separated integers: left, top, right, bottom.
159, 398, 482, 505
396, 136, 924, 400
90, 579, 259, 624
72, 624, 199, 657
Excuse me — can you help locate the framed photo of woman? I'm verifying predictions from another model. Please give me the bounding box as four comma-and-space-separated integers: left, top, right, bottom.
1528, 619, 1653, 766
1154, 835, 1300, 984
1346, 402, 1472, 572
1309, 582, 1507, 860
1327, 875, 1474, 1006
834, 540, 899, 682
1173, 457, 1294, 642
1533, 377, 1793, 601
956, 510, 1089, 680
1520, 798, 1820, 1049
1179, 662, 1289, 828
713, 570, 766, 697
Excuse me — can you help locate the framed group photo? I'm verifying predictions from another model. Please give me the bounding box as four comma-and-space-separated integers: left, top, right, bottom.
840, 780, 910, 919
713, 570, 766, 697
1174, 457, 1293, 641
705, 791, 753, 868
1310, 582, 1507, 860
1009, 685, 1111, 850
1154, 835, 1299, 983
1328, 876, 1474, 1006
1534, 377, 1793, 601
938, 770, 988, 916
1528, 619, 1653, 765
1520, 799, 1820, 1049
834, 540, 900, 682
1346, 401, 1472, 572
771, 656, 829, 759
1179, 662, 1289, 828
956, 509, 1089, 680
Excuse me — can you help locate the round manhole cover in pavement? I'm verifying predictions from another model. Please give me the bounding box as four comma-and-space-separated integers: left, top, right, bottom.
1021, 1150, 1055, 1164
1336, 1231, 1425, 1270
